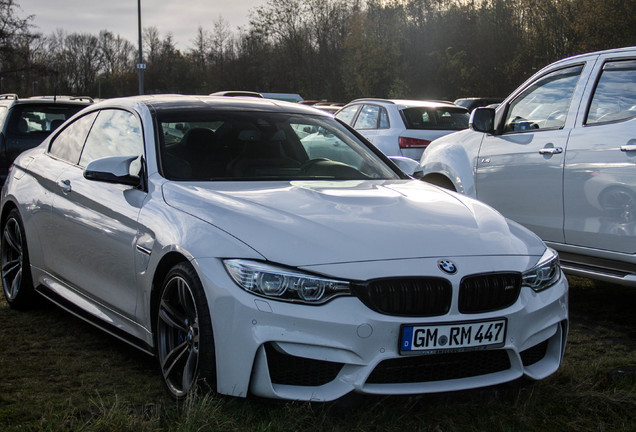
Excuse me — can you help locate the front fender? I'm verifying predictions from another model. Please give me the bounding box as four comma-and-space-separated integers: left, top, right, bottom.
419, 129, 484, 197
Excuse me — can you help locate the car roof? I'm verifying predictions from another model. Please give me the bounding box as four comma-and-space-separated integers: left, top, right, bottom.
97, 94, 333, 116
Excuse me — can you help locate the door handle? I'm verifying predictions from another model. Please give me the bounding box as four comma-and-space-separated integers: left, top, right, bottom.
59, 179, 71, 194
620, 145, 636, 152
539, 147, 563, 155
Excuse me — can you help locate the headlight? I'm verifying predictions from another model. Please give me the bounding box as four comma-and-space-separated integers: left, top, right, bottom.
522, 248, 561, 292
224, 259, 351, 304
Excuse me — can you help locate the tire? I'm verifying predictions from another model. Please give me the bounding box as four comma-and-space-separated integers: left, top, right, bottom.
155, 262, 216, 399
422, 174, 456, 192
1, 208, 35, 309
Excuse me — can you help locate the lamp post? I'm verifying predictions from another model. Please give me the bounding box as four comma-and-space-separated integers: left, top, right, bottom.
98, 76, 104, 99
137, 0, 145, 95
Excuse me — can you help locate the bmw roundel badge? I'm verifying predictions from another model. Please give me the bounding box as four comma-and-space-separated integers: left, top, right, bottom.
438, 260, 457, 274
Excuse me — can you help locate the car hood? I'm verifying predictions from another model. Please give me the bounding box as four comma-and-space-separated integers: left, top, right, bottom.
162, 180, 544, 266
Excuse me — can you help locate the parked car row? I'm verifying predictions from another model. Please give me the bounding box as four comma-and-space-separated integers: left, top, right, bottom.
209, 93, 499, 163
420, 46, 636, 288
9, 46, 632, 404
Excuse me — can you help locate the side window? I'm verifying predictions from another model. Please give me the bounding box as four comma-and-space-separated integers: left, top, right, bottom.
379, 107, 390, 129
503, 65, 583, 133
79, 109, 143, 168
335, 105, 360, 126
0, 106, 8, 127
354, 104, 380, 129
48, 111, 98, 164
586, 60, 636, 125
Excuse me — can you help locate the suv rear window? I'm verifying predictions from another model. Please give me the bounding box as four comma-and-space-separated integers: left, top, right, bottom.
7, 104, 85, 135
401, 107, 469, 130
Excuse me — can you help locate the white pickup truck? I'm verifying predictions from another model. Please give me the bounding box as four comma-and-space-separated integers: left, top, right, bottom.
420, 46, 636, 286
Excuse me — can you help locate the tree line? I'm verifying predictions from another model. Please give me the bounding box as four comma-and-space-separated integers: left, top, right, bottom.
1, 0, 635, 102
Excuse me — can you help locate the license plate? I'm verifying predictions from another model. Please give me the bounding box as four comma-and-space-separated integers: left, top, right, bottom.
400, 318, 507, 355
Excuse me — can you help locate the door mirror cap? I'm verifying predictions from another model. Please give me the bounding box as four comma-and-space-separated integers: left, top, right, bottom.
388, 155, 423, 178
469, 107, 496, 133
84, 155, 141, 187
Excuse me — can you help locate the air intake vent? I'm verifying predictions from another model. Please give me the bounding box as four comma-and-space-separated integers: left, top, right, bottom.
367, 349, 511, 384
520, 340, 549, 366
265, 343, 343, 386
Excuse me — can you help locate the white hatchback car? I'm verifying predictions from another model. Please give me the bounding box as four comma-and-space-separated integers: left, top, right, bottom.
1, 95, 568, 401
335, 99, 469, 160
420, 46, 636, 287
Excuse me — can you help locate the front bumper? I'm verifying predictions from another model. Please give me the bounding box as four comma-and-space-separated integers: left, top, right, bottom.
194, 256, 569, 401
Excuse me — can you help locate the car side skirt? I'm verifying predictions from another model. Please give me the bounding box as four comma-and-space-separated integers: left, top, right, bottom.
31, 267, 154, 355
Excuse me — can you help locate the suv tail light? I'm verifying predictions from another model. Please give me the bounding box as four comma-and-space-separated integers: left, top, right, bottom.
399, 137, 431, 149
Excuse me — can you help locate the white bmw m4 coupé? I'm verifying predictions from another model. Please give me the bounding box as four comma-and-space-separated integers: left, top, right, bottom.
1, 95, 568, 401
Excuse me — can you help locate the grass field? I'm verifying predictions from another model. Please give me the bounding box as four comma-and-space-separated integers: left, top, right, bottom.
1, 276, 634, 431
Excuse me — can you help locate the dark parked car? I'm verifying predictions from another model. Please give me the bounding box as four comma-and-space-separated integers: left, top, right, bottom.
454, 97, 503, 113
0, 94, 93, 183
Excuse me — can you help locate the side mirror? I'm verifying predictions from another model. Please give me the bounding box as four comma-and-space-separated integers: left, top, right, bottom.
469, 107, 496, 133
84, 155, 141, 187
388, 156, 423, 178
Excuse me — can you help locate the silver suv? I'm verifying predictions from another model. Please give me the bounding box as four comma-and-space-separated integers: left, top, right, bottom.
420, 46, 636, 286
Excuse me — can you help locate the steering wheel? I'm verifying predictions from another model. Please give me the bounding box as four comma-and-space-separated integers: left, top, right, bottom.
545, 110, 566, 125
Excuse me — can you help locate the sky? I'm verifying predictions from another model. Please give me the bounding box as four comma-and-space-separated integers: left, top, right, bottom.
18, 0, 261, 49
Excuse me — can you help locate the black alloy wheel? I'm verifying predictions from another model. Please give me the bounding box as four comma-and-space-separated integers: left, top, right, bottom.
156, 262, 216, 399
1, 208, 34, 308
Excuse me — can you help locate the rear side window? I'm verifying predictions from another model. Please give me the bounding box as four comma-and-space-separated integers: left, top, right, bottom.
586, 60, 636, 125
354, 105, 382, 129
79, 109, 143, 167
48, 112, 98, 164
402, 107, 469, 130
334, 105, 359, 125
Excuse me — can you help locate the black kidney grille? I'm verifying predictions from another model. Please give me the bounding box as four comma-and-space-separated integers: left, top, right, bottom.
352, 278, 452, 317
366, 349, 511, 384
459, 272, 521, 314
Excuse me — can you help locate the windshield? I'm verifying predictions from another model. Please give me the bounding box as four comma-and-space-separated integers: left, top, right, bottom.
157, 111, 400, 181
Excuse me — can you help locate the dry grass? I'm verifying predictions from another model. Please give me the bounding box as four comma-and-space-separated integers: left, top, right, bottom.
0, 276, 634, 431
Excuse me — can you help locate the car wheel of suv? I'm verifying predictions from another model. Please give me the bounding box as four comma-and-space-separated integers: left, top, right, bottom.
1, 208, 34, 309
156, 262, 216, 399
422, 174, 456, 192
